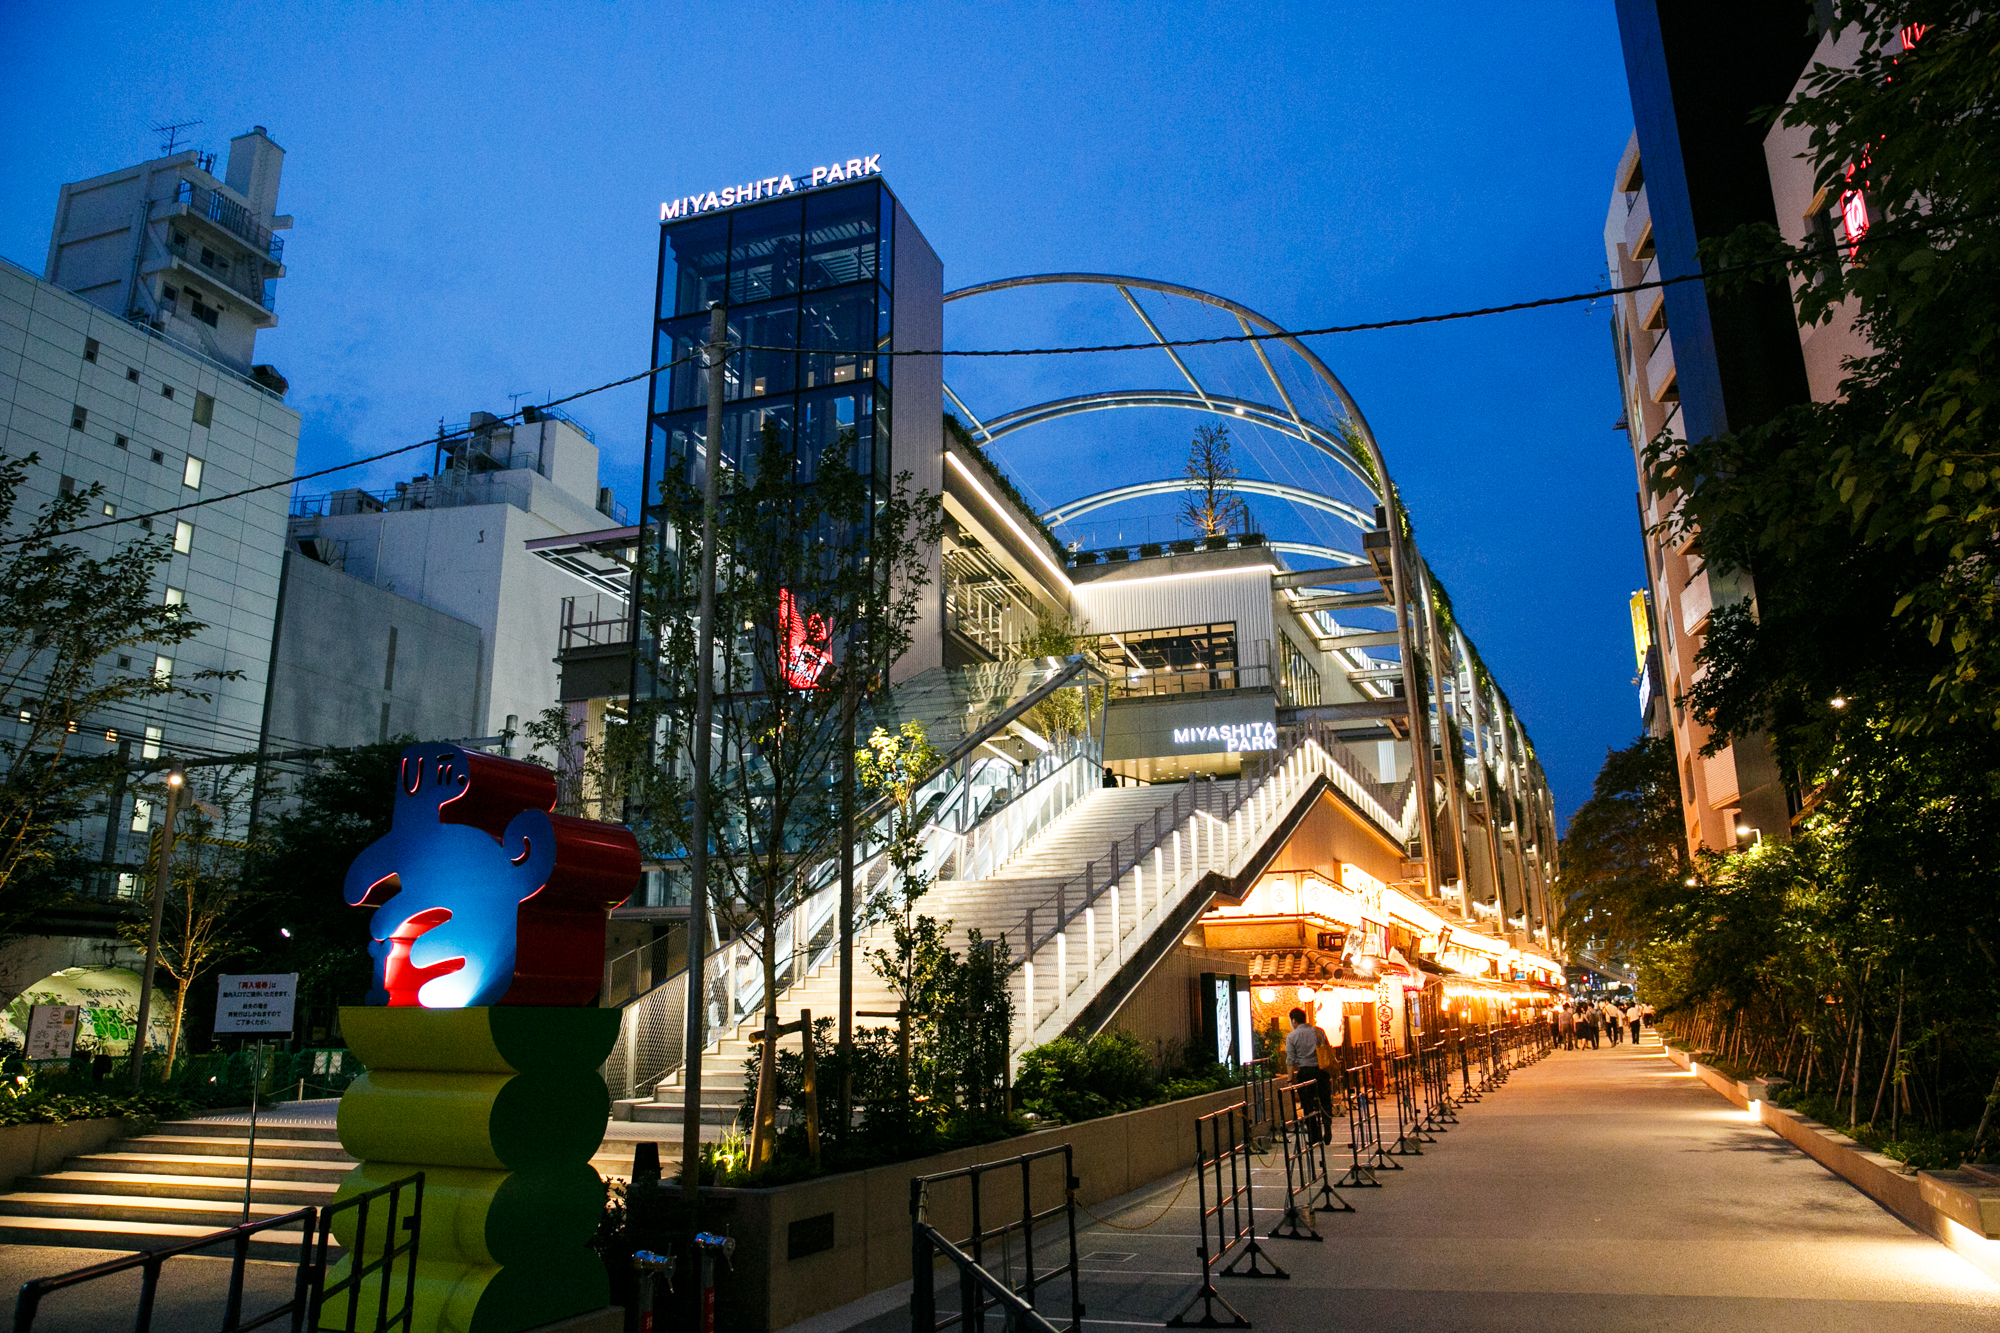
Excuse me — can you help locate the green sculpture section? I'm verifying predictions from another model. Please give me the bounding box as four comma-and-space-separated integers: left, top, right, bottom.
329, 1006, 621, 1333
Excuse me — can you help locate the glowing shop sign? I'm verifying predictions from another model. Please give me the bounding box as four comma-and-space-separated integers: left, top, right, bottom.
779, 588, 832, 690
661, 154, 883, 220
1170, 720, 1277, 751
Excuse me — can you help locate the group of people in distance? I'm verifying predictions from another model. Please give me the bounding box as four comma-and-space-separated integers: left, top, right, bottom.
1555, 997, 1651, 1050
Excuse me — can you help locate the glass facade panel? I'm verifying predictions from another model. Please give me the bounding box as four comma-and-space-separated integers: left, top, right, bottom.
656, 316, 709, 414
802, 186, 880, 290
797, 388, 871, 480
729, 300, 798, 401
723, 401, 795, 480
728, 199, 802, 304
801, 288, 877, 389
669, 217, 731, 316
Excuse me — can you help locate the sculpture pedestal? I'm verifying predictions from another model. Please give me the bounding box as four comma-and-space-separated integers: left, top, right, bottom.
331, 1006, 620, 1333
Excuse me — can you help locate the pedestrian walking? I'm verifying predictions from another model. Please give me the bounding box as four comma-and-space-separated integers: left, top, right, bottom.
1284, 1007, 1337, 1140
1628, 1007, 1642, 1045
1586, 1007, 1602, 1049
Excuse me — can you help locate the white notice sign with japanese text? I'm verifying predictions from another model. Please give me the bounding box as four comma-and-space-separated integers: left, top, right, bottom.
25, 1005, 79, 1060
215, 974, 298, 1035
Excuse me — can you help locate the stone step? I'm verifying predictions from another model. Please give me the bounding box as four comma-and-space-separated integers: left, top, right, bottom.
152, 1119, 341, 1143
0, 1214, 320, 1254
627, 1100, 742, 1128
69, 1152, 355, 1184
112, 1135, 351, 1163
23, 1170, 340, 1208
0, 1192, 313, 1230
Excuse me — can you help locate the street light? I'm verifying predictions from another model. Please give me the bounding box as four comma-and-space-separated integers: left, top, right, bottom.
1830, 697, 1847, 709
130, 766, 185, 1089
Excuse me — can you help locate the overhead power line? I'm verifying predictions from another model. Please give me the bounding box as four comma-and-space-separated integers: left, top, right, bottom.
6, 203, 1980, 549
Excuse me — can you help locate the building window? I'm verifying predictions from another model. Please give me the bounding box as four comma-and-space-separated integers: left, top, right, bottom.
142, 724, 163, 759
152, 655, 174, 684
172, 520, 194, 554
164, 586, 185, 609
161, 384, 175, 400
115, 434, 129, 450
117, 655, 132, 670
101, 502, 115, 517
71, 405, 87, 430
104, 727, 118, 743
131, 798, 153, 833
83, 337, 99, 363
1091, 623, 1243, 696
59, 475, 76, 495
161, 285, 178, 312
192, 393, 214, 428
116, 872, 139, 899
15, 697, 35, 722
126, 366, 140, 382
183, 456, 204, 489
151, 449, 165, 464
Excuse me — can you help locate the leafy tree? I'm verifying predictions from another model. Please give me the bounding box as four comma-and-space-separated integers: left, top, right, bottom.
0, 452, 223, 919
626, 419, 944, 1172
237, 741, 410, 1035
119, 768, 254, 1071
858, 720, 947, 1088
1557, 736, 1687, 962
1180, 424, 1250, 538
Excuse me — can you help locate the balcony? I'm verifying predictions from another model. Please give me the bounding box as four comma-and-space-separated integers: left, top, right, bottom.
164, 230, 274, 314
1680, 569, 1713, 637
1624, 184, 1652, 257
171, 179, 283, 261
1646, 328, 1678, 403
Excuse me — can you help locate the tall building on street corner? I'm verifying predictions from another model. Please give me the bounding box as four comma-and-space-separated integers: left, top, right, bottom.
44, 127, 291, 383
1605, 6, 1905, 858
1604, 2, 1824, 858
1, 123, 302, 909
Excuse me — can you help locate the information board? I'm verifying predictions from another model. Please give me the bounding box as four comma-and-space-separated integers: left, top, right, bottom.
25, 1005, 79, 1060
215, 974, 298, 1035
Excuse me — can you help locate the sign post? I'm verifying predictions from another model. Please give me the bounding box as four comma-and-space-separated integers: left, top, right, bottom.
216, 974, 297, 1223
24, 1006, 79, 1062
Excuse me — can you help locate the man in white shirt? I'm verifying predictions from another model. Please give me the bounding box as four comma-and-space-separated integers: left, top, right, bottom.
1285, 1007, 1335, 1137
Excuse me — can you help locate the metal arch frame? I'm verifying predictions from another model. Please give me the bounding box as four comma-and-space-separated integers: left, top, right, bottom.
978, 390, 1375, 493
1041, 478, 1377, 533
944, 274, 1562, 933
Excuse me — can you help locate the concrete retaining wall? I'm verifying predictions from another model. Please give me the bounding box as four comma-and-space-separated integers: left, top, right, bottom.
703, 1085, 1245, 1331
1661, 1042, 2000, 1284
0, 1117, 136, 1192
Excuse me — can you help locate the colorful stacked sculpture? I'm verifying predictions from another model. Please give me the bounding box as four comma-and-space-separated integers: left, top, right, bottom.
332, 744, 639, 1333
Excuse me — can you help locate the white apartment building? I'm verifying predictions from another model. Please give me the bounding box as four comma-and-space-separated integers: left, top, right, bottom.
1, 124, 302, 901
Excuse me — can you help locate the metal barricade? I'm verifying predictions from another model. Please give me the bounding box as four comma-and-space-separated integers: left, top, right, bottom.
1388, 1053, 1429, 1155
1455, 1031, 1480, 1103
1334, 1056, 1394, 1186
910, 1145, 1083, 1333
13, 1173, 422, 1333
1166, 1101, 1286, 1329
1266, 1080, 1351, 1243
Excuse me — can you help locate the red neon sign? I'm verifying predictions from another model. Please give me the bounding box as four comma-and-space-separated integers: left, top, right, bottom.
778, 588, 832, 689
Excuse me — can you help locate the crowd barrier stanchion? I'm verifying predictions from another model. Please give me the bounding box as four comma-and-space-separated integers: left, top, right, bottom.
1388, 1053, 1429, 1155
1265, 1081, 1326, 1242
1167, 1100, 1286, 1330
1333, 1057, 1387, 1187
1456, 1032, 1480, 1103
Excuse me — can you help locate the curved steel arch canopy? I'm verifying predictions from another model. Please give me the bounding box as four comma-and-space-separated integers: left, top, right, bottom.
943, 273, 1396, 500
979, 390, 1374, 493
1041, 478, 1377, 533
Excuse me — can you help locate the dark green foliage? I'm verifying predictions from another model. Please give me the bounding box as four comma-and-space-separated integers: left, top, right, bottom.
1016, 1030, 1157, 1123
238, 741, 412, 1026
1558, 736, 1686, 962
1613, 2, 2000, 1158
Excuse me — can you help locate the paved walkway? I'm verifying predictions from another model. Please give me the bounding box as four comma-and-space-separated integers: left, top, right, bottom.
822, 1035, 2000, 1332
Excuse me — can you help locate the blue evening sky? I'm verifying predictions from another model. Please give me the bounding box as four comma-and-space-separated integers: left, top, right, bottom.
1, 2, 1644, 825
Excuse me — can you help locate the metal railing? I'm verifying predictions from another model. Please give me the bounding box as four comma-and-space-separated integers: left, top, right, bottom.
1003, 721, 1412, 1049
13, 1172, 421, 1333
910, 1144, 1082, 1333
600, 660, 1104, 1101
165, 228, 273, 311
174, 178, 284, 261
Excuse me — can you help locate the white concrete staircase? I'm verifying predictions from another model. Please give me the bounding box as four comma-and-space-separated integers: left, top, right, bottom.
0, 1117, 351, 1253
617, 783, 1200, 1125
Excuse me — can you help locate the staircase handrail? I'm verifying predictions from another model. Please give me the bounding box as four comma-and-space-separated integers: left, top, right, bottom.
998, 720, 1410, 983
600, 656, 1098, 1003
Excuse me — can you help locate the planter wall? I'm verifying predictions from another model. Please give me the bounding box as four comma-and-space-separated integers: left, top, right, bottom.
0, 1117, 138, 1192
702, 1085, 1245, 1331
1662, 1042, 2000, 1283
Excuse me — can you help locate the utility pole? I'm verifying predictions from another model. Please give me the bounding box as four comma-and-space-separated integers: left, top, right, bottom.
130, 766, 185, 1089
680, 304, 728, 1199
